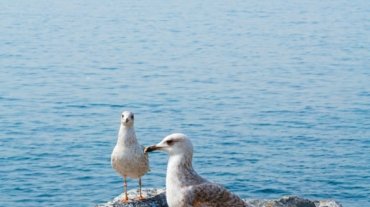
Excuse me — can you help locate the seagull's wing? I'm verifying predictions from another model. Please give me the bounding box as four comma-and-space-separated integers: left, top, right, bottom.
137, 144, 150, 174
188, 182, 247, 207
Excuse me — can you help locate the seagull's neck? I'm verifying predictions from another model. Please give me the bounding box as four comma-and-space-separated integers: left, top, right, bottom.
168, 153, 194, 172
116, 125, 137, 146
167, 153, 203, 188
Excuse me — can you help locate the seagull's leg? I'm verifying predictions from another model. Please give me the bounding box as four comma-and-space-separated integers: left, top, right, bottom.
138, 177, 144, 200
121, 176, 129, 202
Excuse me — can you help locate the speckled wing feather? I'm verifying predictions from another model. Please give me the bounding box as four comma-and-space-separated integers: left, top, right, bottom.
188, 182, 248, 207
140, 145, 150, 173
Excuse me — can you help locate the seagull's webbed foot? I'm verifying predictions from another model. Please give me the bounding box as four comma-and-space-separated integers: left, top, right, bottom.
137, 194, 145, 200
120, 197, 129, 203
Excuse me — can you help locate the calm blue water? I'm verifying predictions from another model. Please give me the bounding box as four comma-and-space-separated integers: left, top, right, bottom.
1, 0, 369, 206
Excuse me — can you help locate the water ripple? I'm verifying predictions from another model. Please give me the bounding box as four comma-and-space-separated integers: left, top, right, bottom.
1, 0, 369, 207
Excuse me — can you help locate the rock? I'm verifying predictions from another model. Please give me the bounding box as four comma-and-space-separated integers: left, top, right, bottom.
313, 200, 343, 207
244, 196, 343, 207
97, 188, 167, 207
245, 196, 316, 207
97, 188, 342, 207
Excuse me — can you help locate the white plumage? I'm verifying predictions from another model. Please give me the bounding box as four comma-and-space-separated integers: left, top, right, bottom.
111, 111, 149, 201
145, 133, 249, 207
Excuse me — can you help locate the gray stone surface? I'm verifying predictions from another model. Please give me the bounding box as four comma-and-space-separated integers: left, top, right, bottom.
245, 196, 343, 207
97, 188, 167, 207
313, 200, 343, 207
245, 196, 316, 207
97, 188, 342, 207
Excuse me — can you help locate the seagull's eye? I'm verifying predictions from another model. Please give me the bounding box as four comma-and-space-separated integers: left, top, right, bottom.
121, 114, 124, 118
166, 140, 174, 145
131, 114, 134, 119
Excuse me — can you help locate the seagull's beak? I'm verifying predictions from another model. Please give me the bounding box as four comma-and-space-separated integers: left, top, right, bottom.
144, 145, 161, 153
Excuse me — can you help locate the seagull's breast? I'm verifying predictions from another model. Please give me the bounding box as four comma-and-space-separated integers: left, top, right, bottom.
166, 187, 186, 207
111, 144, 148, 178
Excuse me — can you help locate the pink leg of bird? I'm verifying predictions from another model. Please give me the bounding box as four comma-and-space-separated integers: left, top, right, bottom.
138, 177, 144, 200
121, 176, 129, 202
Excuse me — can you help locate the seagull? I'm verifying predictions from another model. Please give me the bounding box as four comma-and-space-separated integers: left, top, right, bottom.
111, 111, 149, 202
145, 133, 249, 207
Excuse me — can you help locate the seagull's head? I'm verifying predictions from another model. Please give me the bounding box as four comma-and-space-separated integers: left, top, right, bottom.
145, 133, 193, 156
121, 111, 134, 127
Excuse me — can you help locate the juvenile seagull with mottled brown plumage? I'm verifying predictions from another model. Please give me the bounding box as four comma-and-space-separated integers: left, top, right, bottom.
145, 133, 250, 207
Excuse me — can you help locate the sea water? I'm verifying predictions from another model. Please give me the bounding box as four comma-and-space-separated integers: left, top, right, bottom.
0, 0, 369, 206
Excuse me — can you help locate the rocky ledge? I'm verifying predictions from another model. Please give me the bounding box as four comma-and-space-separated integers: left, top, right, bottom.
96, 188, 342, 207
